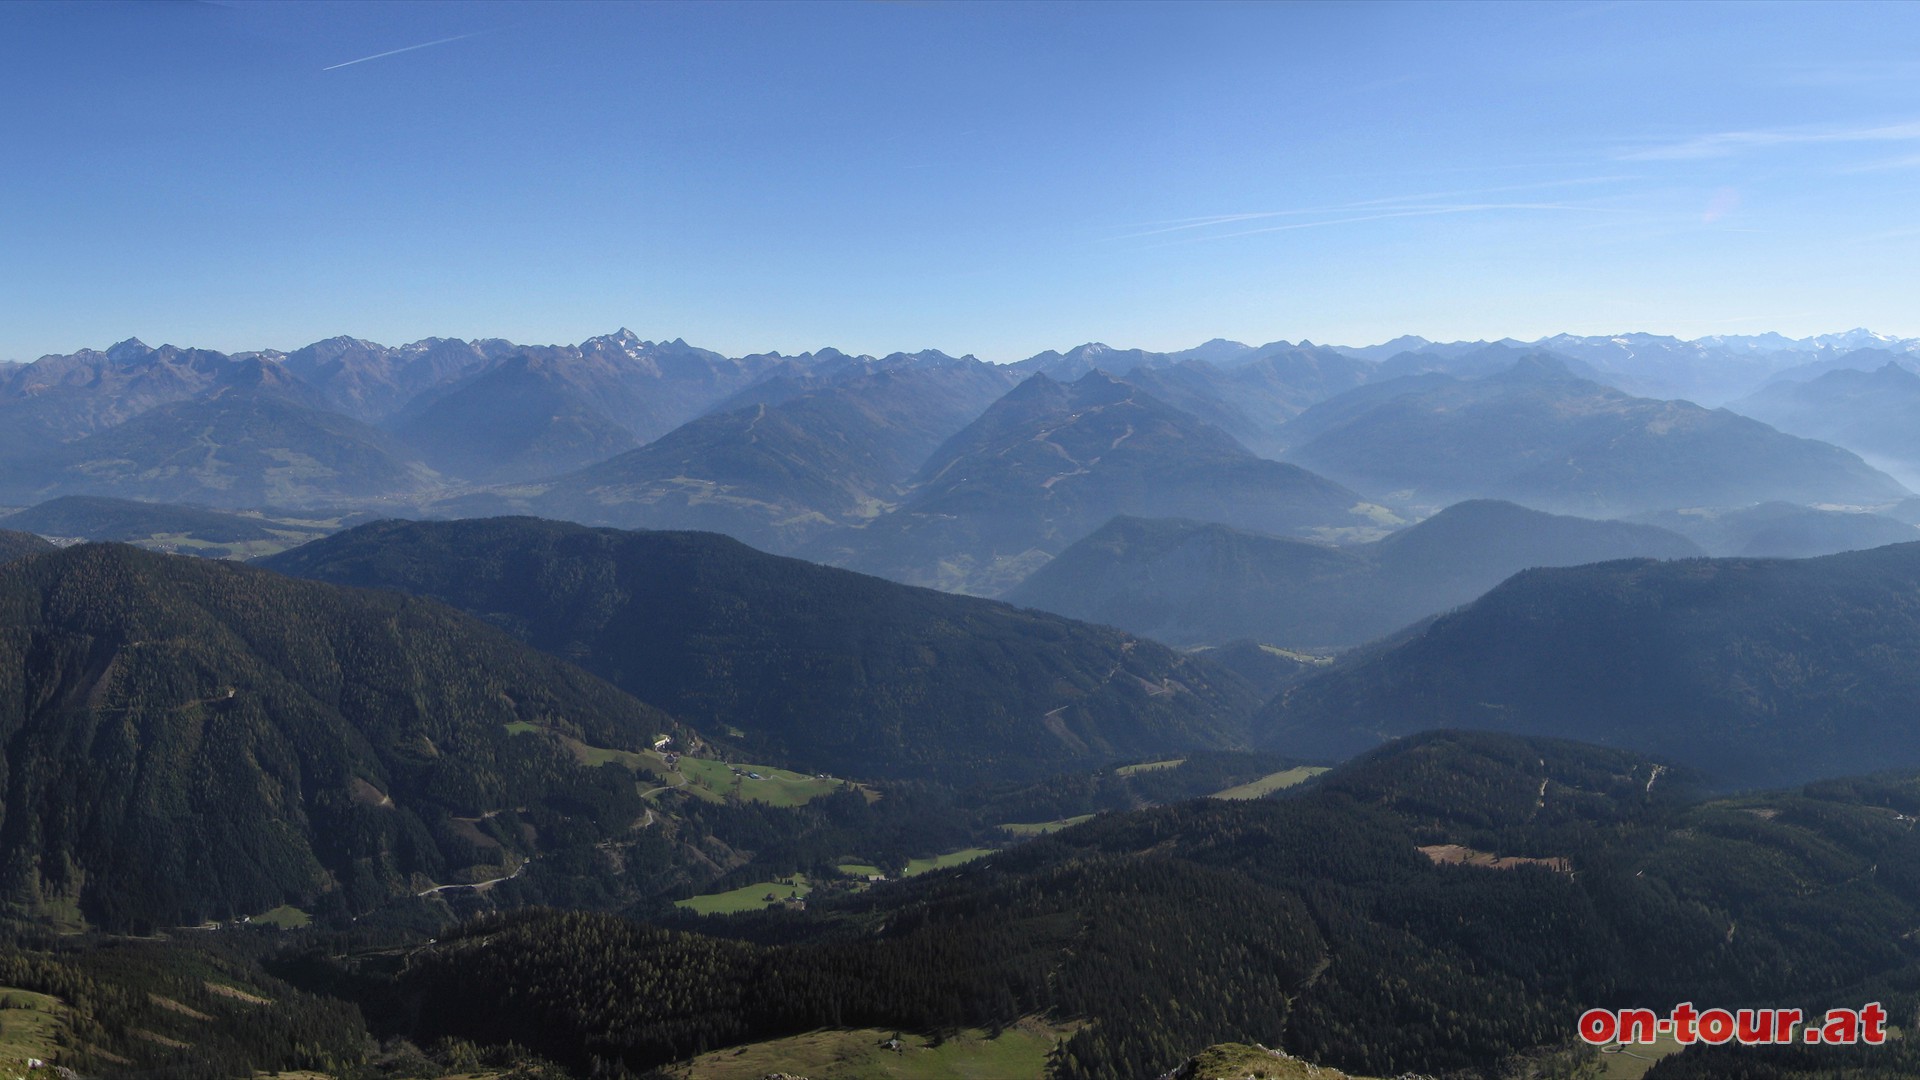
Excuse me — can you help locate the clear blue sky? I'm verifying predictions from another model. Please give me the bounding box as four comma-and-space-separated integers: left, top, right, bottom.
5, 0, 1920, 361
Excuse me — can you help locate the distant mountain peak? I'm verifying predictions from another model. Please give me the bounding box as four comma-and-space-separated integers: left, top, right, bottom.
214, 355, 311, 398
1070, 368, 1133, 393
584, 328, 652, 356
105, 337, 152, 362
1008, 370, 1062, 393
1168, 338, 1256, 365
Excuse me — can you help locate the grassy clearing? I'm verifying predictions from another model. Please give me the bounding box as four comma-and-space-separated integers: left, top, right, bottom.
671, 757, 849, 808
1212, 766, 1329, 801
502, 720, 538, 736
0, 988, 69, 1075
551, 733, 851, 808
902, 849, 994, 877
1595, 1030, 1684, 1079
670, 1017, 1069, 1079
1175, 1043, 1364, 1080
998, 815, 1093, 836
1115, 758, 1184, 776
837, 863, 884, 878
250, 904, 311, 929
676, 875, 812, 916
562, 737, 650, 770
135, 532, 327, 560
1257, 644, 1334, 666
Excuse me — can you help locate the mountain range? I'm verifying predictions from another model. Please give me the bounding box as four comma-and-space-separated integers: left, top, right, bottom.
1730, 359, 1920, 490
1277, 354, 1909, 515
500, 356, 1022, 552
1327, 328, 1920, 404
0, 326, 1913, 643
828, 370, 1379, 594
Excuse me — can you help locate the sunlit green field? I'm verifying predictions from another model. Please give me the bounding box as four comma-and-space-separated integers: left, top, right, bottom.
670, 1017, 1070, 1079
1114, 758, 1184, 776
520, 726, 854, 807
675, 875, 813, 915
0, 988, 69, 1077
998, 815, 1093, 836
902, 849, 994, 876
250, 904, 311, 929
1212, 766, 1329, 800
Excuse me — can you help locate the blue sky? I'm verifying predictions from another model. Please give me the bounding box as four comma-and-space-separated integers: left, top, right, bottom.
5, 0, 1920, 361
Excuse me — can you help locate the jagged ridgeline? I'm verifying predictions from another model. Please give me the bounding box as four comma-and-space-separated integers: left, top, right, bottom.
0, 543, 688, 932
259, 516, 1263, 782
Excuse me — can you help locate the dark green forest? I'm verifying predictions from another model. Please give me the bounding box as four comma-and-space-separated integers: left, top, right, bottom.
290, 732, 1920, 1079
260, 516, 1262, 781
1266, 541, 1920, 789
12, 534, 1920, 1077
0, 542, 702, 931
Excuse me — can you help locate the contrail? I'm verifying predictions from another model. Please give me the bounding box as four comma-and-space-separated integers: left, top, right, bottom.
323, 31, 480, 71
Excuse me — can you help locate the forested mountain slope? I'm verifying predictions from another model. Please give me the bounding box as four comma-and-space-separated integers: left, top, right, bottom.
360, 730, 1920, 1079
1263, 542, 1920, 788
1009, 500, 1701, 648
0, 543, 688, 931
0, 530, 56, 563
260, 516, 1261, 781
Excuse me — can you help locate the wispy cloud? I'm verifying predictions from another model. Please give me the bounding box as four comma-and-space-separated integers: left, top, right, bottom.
1115, 176, 1637, 244
323, 31, 483, 72
1621, 120, 1920, 161
1162, 203, 1628, 246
